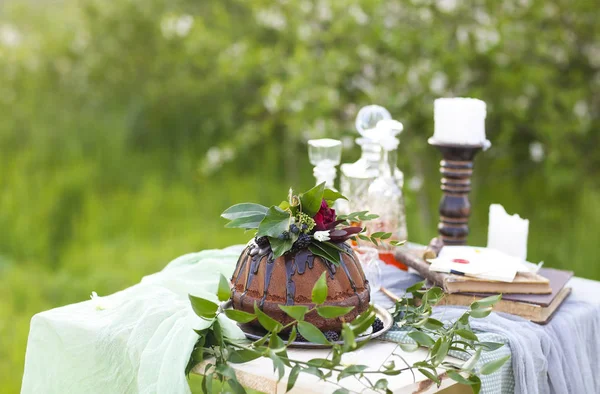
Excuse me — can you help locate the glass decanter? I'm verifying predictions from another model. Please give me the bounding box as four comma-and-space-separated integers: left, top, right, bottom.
366, 131, 408, 269
340, 106, 405, 214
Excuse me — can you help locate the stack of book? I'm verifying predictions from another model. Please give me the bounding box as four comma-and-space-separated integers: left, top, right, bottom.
395, 244, 572, 324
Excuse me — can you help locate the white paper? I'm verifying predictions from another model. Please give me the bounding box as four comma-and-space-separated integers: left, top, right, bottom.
428, 246, 518, 282
487, 204, 529, 261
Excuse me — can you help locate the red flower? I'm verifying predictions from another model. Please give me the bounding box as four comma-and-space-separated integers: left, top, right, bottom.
313, 199, 336, 231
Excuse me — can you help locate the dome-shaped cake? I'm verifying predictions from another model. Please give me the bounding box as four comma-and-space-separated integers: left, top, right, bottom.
231, 241, 370, 332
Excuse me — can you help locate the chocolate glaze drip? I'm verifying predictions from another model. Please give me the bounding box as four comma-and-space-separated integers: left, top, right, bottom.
337, 251, 362, 306
284, 254, 296, 305
294, 249, 314, 274
239, 242, 272, 307
259, 252, 276, 308
340, 243, 370, 292
233, 242, 366, 309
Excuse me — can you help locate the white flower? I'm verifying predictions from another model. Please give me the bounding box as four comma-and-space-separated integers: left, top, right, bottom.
314, 231, 331, 242
529, 142, 544, 163
90, 291, 108, 311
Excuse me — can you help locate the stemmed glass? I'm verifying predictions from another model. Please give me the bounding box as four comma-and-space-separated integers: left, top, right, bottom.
307, 139, 342, 188
353, 246, 382, 297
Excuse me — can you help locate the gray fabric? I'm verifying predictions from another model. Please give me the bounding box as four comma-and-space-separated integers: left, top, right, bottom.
375, 264, 600, 394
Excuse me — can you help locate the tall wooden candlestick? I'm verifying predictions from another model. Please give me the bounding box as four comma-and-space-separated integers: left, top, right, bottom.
428, 139, 484, 245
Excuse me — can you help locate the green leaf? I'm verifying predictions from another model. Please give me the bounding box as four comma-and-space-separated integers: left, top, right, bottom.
455, 329, 479, 341
432, 340, 450, 365
287, 326, 298, 345
407, 331, 435, 347
471, 294, 502, 309
417, 368, 441, 385
399, 342, 419, 352
228, 349, 261, 364
224, 214, 266, 229
447, 370, 473, 385
358, 234, 370, 242
269, 236, 294, 258
469, 306, 493, 318
468, 375, 482, 394
302, 366, 325, 380
186, 335, 206, 376
423, 287, 444, 304
227, 378, 247, 394
217, 274, 231, 302
480, 355, 510, 375
256, 206, 291, 238
297, 321, 329, 345
307, 358, 334, 368
338, 364, 368, 380
269, 352, 286, 382
375, 378, 388, 389
253, 333, 269, 347
477, 341, 504, 351
311, 272, 328, 304
406, 280, 426, 293
269, 332, 287, 353
316, 305, 354, 319
424, 318, 444, 330
189, 295, 218, 319
216, 364, 237, 380
341, 323, 356, 351
332, 389, 350, 394
286, 365, 301, 392
254, 302, 283, 332
309, 242, 341, 265
462, 347, 482, 371
221, 203, 269, 220
299, 182, 325, 216
278, 305, 309, 321
202, 363, 213, 393
323, 188, 348, 206
224, 309, 256, 324
458, 312, 471, 325
349, 306, 376, 335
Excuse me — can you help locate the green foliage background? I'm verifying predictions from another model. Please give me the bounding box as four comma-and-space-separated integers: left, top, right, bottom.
0, 0, 598, 391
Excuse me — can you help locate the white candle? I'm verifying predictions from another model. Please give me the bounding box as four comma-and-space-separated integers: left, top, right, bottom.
487, 204, 529, 261
432, 97, 487, 146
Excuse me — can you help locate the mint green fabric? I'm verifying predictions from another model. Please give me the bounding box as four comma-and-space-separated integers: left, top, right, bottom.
21, 246, 246, 394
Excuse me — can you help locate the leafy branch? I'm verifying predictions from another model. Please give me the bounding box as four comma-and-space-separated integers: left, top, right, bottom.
187, 275, 509, 393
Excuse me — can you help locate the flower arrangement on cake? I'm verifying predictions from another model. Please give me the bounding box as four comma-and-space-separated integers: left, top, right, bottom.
222, 182, 402, 333
221, 182, 402, 261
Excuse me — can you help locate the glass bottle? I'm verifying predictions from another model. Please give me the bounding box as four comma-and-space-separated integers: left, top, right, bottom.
367, 133, 408, 270
339, 106, 405, 214
339, 105, 390, 215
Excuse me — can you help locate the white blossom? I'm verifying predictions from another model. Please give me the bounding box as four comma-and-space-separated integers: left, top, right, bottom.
0, 24, 21, 47
90, 292, 109, 311
314, 231, 331, 242
529, 142, 544, 163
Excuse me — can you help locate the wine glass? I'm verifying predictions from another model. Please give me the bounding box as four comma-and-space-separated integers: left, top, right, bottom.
307, 138, 342, 188
353, 246, 382, 296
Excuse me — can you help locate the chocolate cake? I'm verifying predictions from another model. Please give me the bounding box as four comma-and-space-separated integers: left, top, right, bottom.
231, 240, 370, 332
